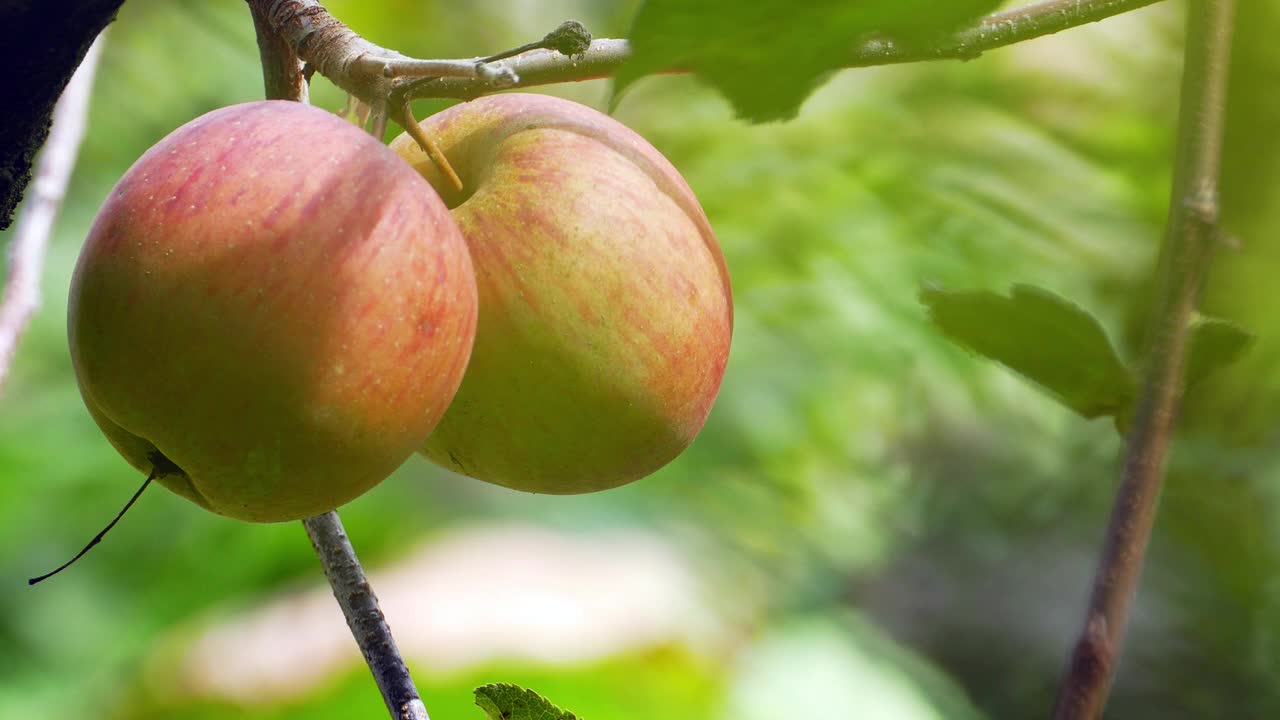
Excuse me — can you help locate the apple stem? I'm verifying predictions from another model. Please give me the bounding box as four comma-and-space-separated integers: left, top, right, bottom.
28, 459, 160, 585
303, 512, 429, 720
396, 102, 464, 193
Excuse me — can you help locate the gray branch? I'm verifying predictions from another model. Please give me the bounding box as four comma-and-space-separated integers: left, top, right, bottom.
246, 6, 434, 718
407, 0, 1166, 99
304, 513, 429, 720
853, 0, 1168, 65
0, 35, 104, 392
249, 0, 1166, 108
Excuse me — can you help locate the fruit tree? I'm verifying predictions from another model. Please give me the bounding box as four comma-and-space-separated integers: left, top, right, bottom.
0, 1, 1265, 719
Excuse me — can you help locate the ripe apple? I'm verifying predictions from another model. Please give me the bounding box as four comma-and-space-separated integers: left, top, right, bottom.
70, 100, 477, 522
390, 93, 732, 494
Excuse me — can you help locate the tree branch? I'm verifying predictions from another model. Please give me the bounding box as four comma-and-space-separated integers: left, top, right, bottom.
247, 0, 1165, 109
248, 0, 309, 104
404, 40, 628, 101
0, 35, 104, 393
0, 1, 122, 231
303, 513, 429, 720
407, 0, 1165, 100
246, 0, 515, 135
247, 5, 432, 718
1051, 0, 1237, 717
852, 0, 1166, 65
252, 2, 1195, 717
0, 0, 1166, 236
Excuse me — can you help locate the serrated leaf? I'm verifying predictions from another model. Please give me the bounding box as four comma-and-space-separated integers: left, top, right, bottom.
921, 284, 1136, 420
1185, 316, 1254, 387
474, 683, 581, 720
616, 0, 1002, 122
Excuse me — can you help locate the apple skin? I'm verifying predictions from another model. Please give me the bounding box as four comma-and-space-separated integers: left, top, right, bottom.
70, 100, 477, 522
390, 93, 732, 494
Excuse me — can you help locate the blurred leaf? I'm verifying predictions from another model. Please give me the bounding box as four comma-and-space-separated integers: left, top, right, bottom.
1185, 316, 1254, 388
475, 684, 580, 720
616, 0, 1001, 122
921, 284, 1135, 420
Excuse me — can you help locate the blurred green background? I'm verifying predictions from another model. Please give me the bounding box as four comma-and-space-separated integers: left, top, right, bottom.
2, 1, 1278, 718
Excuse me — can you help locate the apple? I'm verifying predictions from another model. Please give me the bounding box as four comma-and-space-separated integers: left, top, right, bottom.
69, 100, 477, 522
390, 93, 732, 494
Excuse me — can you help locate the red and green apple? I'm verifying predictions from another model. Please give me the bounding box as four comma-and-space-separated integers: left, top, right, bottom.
70, 100, 477, 522
391, 93, 732, 494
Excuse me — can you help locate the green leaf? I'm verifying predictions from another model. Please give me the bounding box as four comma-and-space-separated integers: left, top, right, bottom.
1185, 316, 1255, 387
921, 284, 1136, 420
617, 0, 1002, 122
474, 683, 581, 720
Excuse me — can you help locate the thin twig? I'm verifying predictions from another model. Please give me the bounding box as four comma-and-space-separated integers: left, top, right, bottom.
405, 39, 629, 101
252, 0, 1165, 105
0, 34, 104, 392
408, 0, 1165, 100
304, 513, 429, 720
248, 0, 1168, 170
477, 20, 592, 64
856, 0, 1168, 65
354, 55, 514, 85
1051, 1, 1236, 717
246, 5, 433, 718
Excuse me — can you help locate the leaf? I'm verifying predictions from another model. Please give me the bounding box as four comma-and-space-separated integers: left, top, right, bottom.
474, 683, 581, 720
921, 284, 1136, 421
617, 0, 1002, 122
1185, 316, 1254, 387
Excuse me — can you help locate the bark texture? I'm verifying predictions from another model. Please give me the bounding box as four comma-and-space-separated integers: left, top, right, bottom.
0, 1, 124, 230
